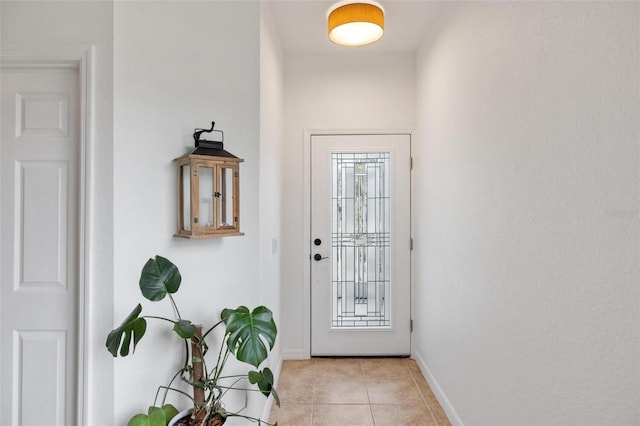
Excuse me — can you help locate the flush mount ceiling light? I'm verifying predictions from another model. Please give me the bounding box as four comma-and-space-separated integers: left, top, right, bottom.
328, 1, 384, 47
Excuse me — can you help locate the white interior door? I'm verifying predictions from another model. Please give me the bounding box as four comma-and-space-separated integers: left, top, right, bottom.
1, 65, 80, 425
311, 134, 411, 356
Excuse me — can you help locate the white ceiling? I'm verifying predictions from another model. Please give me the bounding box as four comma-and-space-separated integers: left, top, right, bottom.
266, 0, 444, 54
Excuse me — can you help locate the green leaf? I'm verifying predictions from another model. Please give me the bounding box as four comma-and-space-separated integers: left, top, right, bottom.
221, 306, 277, 368
160, 404, 179, 424
262, 367, 274, 384
271, 387, 280, 407
246, 368, 278, 401
106, 304, 147, 357
173, 319, 196, 339
139, 255, 181, 301
248, 370, 262, 384
127, 408, 168, 426
148, 407, 166, 426
127, 414, 150, 426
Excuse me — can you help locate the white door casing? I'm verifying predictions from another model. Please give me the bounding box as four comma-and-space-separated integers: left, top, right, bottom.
0, 46, 93, 426
310, 133, 411, 356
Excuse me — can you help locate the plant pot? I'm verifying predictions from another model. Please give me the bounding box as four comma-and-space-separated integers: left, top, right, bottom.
168, 408, 227, 426
168, 408, 192, 426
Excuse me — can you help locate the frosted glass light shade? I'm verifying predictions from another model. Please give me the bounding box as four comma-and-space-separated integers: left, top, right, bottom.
328, 1, 384, 47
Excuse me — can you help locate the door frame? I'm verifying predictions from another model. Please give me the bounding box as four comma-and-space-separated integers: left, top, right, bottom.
1, 45, 95, 424
302, 129, 413, 358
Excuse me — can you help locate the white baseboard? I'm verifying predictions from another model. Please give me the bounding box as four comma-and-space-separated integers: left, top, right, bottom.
413, 350, 463, 426
261, 347, 312, 420
260, 351, 284, 423
281, 348, 308, 360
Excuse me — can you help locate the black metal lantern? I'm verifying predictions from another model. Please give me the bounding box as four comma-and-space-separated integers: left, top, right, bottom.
175, 122, 243, 238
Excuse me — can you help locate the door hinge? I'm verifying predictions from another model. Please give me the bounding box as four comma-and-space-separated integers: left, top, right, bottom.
410, 238, 414, 250
410, 156, 413, 170
410, 319, 414, 332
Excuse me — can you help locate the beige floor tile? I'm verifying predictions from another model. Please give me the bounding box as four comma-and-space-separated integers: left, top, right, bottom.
360, 358, 413, 380
412, 376, 440, 406
272, 358, 451, 426
417, 383, 441, 406
314, 358, 364, 380
371, 403, 438, 426
407, 361, 442, 406
281, 359, 316, 380
276, 375, 314, 404
429, 404, 452, 426
312, 404, 374, 426
366, 377, 425, 404
406, 359, 425, 378
269, 403, 313, 426
313, 378, 369, 404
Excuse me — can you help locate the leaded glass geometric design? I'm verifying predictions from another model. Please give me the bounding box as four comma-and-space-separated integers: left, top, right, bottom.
331, 152, 390, 328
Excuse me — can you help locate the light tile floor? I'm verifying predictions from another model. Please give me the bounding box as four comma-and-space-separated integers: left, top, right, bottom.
269, 358, 452, 426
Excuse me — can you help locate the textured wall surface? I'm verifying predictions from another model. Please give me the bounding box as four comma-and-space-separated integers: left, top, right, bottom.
259, 2, 285, 418
414, 2, 639, 424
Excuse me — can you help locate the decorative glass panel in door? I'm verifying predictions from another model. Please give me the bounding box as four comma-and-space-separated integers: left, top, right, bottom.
331, 152, 390, 328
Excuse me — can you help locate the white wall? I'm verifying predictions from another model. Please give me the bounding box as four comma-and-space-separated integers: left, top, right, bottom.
1, 2, 115, 424
414, 2, 640, 424
281, 53, 415, 357
259, 1, 285, 417
259, 1, 284, 337
113, 2, 267, 423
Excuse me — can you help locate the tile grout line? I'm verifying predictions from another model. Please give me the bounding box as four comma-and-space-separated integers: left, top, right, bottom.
361, 359, 377, 426
406, 359, 440, 425
311, 359, 316, 426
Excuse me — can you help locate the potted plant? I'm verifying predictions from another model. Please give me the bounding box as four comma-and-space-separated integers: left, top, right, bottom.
106, 255, 279, 426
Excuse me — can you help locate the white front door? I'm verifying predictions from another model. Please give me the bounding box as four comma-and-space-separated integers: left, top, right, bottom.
1, 65, 80, 425
311, 134, 411, 356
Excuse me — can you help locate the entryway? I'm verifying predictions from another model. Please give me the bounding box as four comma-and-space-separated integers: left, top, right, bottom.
309, 133, 411, 356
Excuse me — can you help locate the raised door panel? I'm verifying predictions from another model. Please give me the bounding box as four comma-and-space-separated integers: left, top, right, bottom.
17, 160, 69, 289
13, 331, 67, 425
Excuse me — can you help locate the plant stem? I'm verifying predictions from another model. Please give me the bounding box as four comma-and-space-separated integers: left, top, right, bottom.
168, 294, 182, 319
216, 376, 248, 403
155, 367, 187, 407
192, 326, 205, 405
143, 315, 176, 324
154, 385, 195, 402
200, 319, 224, 341
211, 337, 227, 382
216, 385, 263, 392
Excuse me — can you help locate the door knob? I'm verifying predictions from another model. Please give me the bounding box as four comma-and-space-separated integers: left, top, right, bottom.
314, 253, 328, 261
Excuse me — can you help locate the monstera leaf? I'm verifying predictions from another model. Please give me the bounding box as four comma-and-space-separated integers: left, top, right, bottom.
106, 304, 147, 357
221, 306, 277, 368
248, 367, 280, 407
139, 255, 181, 302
